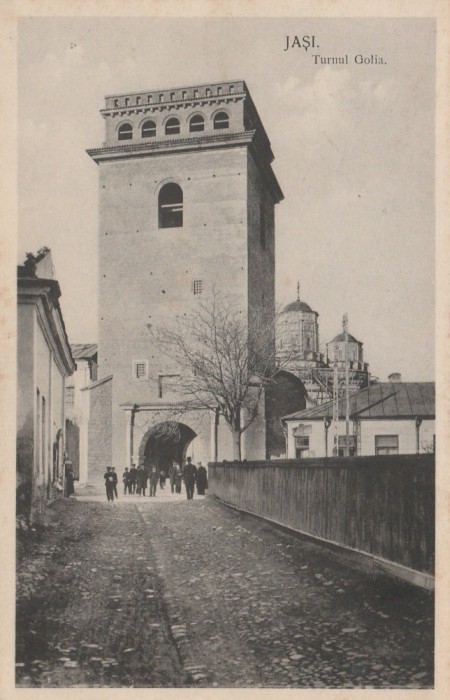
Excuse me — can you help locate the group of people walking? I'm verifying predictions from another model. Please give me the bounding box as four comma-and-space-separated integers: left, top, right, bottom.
103, 457, 208, 502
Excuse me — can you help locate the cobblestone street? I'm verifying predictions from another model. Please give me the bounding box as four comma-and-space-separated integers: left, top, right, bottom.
16, 491, 434, 688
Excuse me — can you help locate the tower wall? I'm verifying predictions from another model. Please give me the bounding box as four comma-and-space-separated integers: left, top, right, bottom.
88, 81, 283, 468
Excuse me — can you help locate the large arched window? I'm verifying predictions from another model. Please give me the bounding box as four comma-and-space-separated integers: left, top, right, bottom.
213, 111, 229, 130
189, 114, 204, 133
165, 118, 180, 135
118, 123, 133, 140
158, 183, 183, 228
142, 120, 156, 138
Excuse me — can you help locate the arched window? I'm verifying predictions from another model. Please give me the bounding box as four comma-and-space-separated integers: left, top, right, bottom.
165, 118, 180, 135
118, 123, 133, 140
189, 115, 204, 133
159, 183, 183, 228
142, 120, 156, 138
214, 111, 229, 129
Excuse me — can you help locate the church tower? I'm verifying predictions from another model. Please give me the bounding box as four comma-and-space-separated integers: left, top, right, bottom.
87, 81, 283, 474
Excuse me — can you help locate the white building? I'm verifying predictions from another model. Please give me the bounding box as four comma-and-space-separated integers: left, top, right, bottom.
282, 378, 435, 459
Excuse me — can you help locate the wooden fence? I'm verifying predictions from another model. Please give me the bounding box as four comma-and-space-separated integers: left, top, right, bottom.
208, 455, 435, 576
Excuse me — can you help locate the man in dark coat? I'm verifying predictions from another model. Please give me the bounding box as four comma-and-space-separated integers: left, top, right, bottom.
196, 462, 208, 495
104, 467, 115, 502
182, 457, 197, 500
112, 467, 119, 499
129, 464, 137, 494
149, 466, 158, 497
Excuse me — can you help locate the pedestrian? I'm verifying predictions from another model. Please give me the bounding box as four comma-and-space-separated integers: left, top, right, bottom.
65, 461, 77, 497
182, 456, 197, 500
112, 467, 118, 499
168, 461, 178, 493
196, 462, 208, 495
104, 466, 115, 502
149, 466, 158, 497
137, 464, 148, 496
122, 467, 132, 495
175, 465, 183, 493
159, 468, 166, 490
129, 463, 137, 494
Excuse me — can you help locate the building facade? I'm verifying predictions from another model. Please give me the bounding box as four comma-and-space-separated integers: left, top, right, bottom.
86, 80, 291, 479
17, 250, 75, 520
282, 379, 435, 459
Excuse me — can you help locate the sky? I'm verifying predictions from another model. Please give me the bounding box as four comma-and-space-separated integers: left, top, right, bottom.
18, 17, 435, 382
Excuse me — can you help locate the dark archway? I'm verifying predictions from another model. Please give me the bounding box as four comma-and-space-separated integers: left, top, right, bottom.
139, 422, 197, 474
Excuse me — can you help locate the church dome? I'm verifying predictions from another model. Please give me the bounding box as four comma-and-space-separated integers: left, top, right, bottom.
283, 299, 316, 314
330, 332, 361, 344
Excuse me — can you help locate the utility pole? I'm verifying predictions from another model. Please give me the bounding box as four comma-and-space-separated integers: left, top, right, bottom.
333, 343, 339, 456
343, 313, 350, 457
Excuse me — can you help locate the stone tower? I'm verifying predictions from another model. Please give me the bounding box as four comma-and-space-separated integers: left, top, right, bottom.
87, 81, 283, 474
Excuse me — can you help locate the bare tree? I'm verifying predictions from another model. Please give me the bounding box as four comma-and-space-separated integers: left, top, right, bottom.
147, 291, 296, 460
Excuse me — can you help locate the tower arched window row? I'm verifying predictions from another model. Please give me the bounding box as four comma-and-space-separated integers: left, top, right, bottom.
158, 183, 183, 228
118, 122, 133, 140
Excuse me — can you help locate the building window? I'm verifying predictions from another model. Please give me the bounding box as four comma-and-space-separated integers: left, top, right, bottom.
65, 386, 75, 406
159, 94, 164, 103
214, 111, 229, 129
148, 95, 153, 104
338, 435, 356, 457
260, 201, 266, 249
230, 85, 235, 94
192, 279, 203, 295
171, 92, 175, 101
133, 361, 148, 379
182, 91, 187, 100
114, 99, 119, 108
125, 97, 130, 107
142, 120, 156, 138
194, 89, 199, 98
118, 123, 133, 140
158, 374, 180, 399
158, 183, 183, 228
136, 96, 141, 105
217, 86, 222, 95
375, 435, 399, 455
295, 436, 309, 458
206, 88, 211, 97
165, 117, 180, 135
189, 115, 205, 132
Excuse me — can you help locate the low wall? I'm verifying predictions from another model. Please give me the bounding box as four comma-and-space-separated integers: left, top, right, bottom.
208, 455, 435, 578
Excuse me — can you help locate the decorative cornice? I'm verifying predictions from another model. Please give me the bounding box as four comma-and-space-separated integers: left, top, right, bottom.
87, 130, 254, 160
100, 92, 245, 118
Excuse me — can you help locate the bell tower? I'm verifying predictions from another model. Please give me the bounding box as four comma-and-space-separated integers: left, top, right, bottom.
87, 80, 283, 470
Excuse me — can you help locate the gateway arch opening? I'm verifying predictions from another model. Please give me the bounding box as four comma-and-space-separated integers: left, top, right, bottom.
140, 422, 197, 473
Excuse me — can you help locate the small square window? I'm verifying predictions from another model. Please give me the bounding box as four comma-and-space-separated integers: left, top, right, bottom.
125, 97, 130, 107
134, 361, 148, 379
65, 386, 75, 406
159, 94, 164, 103
192, 279, 203, 295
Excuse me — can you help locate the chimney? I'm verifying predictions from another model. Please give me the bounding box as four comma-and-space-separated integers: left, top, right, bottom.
388, 372, 402, 383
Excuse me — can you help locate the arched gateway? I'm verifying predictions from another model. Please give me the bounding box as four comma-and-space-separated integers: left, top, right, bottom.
138, 422, 197, 472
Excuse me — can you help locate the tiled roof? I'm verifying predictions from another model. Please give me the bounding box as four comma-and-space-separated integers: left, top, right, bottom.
70, 343, 98, 360
282, 382, 435, 422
